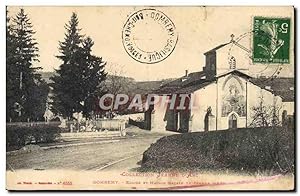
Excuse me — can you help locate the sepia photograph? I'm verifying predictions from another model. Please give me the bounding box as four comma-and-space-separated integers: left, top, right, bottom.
5, 5, 295, 191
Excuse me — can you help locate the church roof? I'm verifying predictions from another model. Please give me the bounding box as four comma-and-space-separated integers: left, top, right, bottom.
154, 70, 250, 95
175, 81, 212, 94
216, 70, 251, 79
154, 69, 294, 102
153, 72, 207, 94
204, 42, 231, 55
204, 39, 252, 55
250, 77, 294, 102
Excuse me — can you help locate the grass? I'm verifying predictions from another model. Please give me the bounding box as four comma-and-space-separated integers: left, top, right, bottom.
141, 126, 294, 175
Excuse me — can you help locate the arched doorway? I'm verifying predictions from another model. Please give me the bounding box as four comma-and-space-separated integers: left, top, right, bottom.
228, 113, 237, 129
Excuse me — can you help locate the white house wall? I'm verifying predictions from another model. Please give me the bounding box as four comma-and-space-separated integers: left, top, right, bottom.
152, 95, 169, 132
282, 102, 294, 116
215, 45, 251, 76
189, 73, 283, 132
190, 82, 217, 132
151, 73, 284, 132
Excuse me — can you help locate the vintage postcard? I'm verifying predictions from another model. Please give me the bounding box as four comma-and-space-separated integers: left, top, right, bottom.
6, 6, 295, 191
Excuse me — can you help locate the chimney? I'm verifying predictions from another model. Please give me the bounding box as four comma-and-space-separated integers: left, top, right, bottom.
185, 70, 188, 77
182, 70, 189, 82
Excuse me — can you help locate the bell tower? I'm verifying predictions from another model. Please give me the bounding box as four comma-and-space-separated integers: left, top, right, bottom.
203, 50, 217, 80
203, 34, 250, 78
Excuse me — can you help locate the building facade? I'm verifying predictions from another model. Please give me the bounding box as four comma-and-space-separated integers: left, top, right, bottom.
151, 40, 294, 132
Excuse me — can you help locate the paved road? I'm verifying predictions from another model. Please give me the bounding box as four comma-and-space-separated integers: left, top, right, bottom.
7, 128, 173, 171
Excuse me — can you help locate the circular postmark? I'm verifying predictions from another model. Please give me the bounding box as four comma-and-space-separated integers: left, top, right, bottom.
122, 8, 178, 64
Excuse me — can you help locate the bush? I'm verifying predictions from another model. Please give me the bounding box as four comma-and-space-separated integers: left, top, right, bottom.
6, 124, 61, 150
141, 127, 294, 174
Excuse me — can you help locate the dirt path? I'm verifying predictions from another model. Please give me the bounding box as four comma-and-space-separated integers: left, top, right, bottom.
6, 128, 171, 171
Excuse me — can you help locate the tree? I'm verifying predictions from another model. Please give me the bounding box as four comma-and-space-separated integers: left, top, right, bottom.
103, 64, 136, 116
250, 93, 282, 127
27, 75, 50, 121
50, 13, 107, 118
6, 9, 18, 121
105, 63, 135, 96
6, 8, 49, 122
78, 37, 107, 116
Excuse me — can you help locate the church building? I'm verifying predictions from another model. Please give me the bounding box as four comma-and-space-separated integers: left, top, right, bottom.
150, 38, 294, 132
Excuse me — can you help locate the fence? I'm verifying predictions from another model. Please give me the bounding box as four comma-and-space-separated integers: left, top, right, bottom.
94, 119, 126, 131
6, 121, 61, 127
60, 131, 124, 140
7, 119, 127, 136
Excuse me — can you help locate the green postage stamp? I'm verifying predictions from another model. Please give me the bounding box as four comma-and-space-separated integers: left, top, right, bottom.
253, 17, 291, 64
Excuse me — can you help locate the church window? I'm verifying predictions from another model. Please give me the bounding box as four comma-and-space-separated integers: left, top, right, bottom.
229, 56, 236, 69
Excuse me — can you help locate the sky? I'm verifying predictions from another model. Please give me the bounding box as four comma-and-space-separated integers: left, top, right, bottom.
7, 6, 294, 81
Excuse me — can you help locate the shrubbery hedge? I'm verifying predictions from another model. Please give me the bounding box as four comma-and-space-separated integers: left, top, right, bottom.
141, 127, 294, 174
6, 124, 61, 150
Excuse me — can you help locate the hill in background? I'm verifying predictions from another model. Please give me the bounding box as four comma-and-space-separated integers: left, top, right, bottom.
38, 71, 174, 95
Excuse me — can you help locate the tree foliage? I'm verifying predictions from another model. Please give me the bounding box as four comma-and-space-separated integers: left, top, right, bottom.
6, 8, 49, 122
50, 13, 107, 118
250, 93, 281, 127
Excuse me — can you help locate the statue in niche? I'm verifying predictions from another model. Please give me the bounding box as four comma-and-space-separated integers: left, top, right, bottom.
204, 106, 213, 132
222, 78, 246, 117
